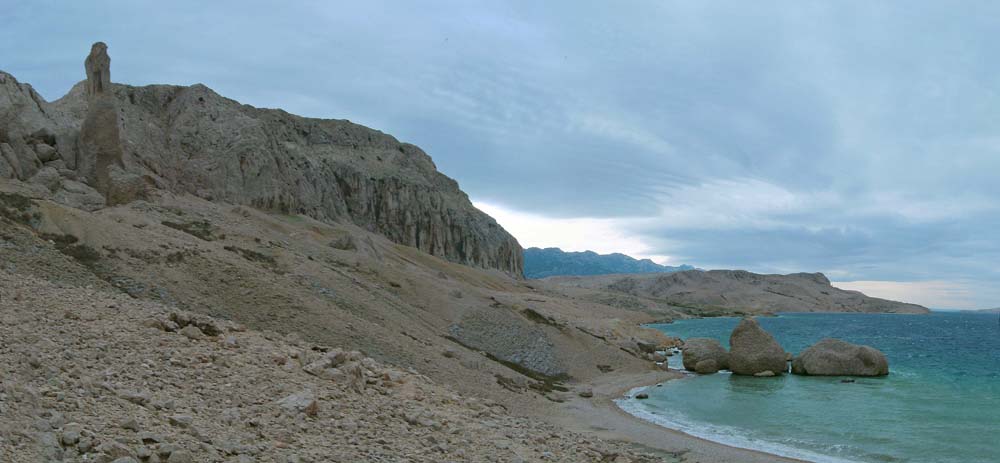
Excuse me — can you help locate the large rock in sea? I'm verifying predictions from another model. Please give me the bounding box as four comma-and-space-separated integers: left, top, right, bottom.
681, 338, 730, 371
791, 338, 889, 376
729, 318, 787, 376
694, 359, 720, 374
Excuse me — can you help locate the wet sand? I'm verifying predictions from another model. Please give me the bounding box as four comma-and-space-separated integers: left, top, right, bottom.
551, 369, 809, 463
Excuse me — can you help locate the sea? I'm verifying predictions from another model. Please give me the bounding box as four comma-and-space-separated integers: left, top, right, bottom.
616, 312, 1000, 463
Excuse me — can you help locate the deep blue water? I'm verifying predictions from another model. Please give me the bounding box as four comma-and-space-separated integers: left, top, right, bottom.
617, 312, 1000, 463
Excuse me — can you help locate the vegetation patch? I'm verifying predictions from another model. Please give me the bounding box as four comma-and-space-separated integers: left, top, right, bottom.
162, 220, 219, 241
40, 233, 102, 268
521, 308, 562, 328
329, 234, 357, 251
224, 245, 279, 272
0, 192, 40, 226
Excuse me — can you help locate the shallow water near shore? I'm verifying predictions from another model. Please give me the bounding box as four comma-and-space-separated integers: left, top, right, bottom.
620, 312, 1000, 463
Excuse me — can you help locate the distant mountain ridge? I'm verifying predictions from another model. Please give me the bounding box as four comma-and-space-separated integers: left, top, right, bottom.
543, 270, 930, 314
960, 308, 1000, 313
524, 247, 695, 279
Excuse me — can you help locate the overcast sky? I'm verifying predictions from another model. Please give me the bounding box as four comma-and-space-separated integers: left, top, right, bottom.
4, 1, 1000, 308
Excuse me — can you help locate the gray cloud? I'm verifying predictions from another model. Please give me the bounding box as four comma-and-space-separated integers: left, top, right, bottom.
3, 1, 1000, 306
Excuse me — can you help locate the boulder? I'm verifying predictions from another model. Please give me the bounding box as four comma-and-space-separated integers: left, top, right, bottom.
636, 341, 658, 354
0, 141, 40, 179
178, 325, 204, 340
28, 166, 61, 191
791, 338, 889, 376
34, 143, 58, 162
53, 180, 106, 211
0, 151, 14, 179
106, 165, 148, 205
728, 318, 787, 376
277, 390, 318, 414
681, 338, 729, 371
694, 359, 719, 374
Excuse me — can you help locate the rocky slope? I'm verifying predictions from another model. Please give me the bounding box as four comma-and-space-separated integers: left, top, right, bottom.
0, 270, 671, 463
0, 43, 522, 275
543, 270, 929, 315
0, 178, 680, 420
524, 247, 694, 279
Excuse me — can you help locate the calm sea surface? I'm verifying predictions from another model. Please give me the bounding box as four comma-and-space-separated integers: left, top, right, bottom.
617, 312, 1000, 463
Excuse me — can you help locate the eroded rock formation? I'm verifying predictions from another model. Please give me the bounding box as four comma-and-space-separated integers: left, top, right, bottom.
79, 43, 147, 205
0, 43, 523, 274
84, 42, 111, 98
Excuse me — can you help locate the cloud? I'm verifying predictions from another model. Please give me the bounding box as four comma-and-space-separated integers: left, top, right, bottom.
473, 201, 674, 265
4, 1, 1000, 308
833, 280, 1000, 311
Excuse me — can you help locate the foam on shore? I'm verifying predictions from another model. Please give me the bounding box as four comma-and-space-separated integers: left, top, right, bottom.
616, 385, 856, 463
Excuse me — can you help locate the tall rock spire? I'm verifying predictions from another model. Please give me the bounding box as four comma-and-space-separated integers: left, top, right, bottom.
78, 42, 147, 204
84, 42, 111, 98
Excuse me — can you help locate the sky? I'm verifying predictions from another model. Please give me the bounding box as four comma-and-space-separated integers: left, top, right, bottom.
3, 1, 1000, 309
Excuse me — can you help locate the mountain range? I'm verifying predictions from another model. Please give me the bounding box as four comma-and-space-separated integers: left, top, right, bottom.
524, 247, 695, 279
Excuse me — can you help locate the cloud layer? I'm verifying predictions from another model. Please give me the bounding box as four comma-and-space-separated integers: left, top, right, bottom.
3, 1, 1000, 308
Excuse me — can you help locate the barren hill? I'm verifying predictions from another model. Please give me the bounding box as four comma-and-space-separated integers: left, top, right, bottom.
544, 270, 930, 315
0, 45, 521, 275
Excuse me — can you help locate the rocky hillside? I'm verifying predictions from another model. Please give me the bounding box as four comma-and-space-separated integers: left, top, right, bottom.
0, 43, 522, 275
524, 247, 694, 279
0, 271, 670, 463
544, 270, 930, 315
0, 176, 682, 417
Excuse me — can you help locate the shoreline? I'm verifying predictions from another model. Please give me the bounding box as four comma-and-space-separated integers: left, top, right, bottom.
547, 368, 810, 463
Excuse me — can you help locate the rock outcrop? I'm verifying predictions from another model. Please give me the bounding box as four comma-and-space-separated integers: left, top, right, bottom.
728, 318, 787, 376
448, 307, 565, 379
791, 338, 889, 376
0, 43, 523, 275
681, 338, 730, 371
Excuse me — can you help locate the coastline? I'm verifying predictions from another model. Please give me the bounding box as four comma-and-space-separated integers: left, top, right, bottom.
548, 368, 809, 463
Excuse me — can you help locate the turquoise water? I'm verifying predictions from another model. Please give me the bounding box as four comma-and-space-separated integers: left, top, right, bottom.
617, 312, 1000, 463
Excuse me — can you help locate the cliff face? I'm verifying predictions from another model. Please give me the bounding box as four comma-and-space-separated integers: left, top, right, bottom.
544, 270, 930, 314
0, 48, 523, 275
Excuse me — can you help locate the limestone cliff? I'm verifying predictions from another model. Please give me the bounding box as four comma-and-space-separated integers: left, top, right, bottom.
0, 44, 523, 275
